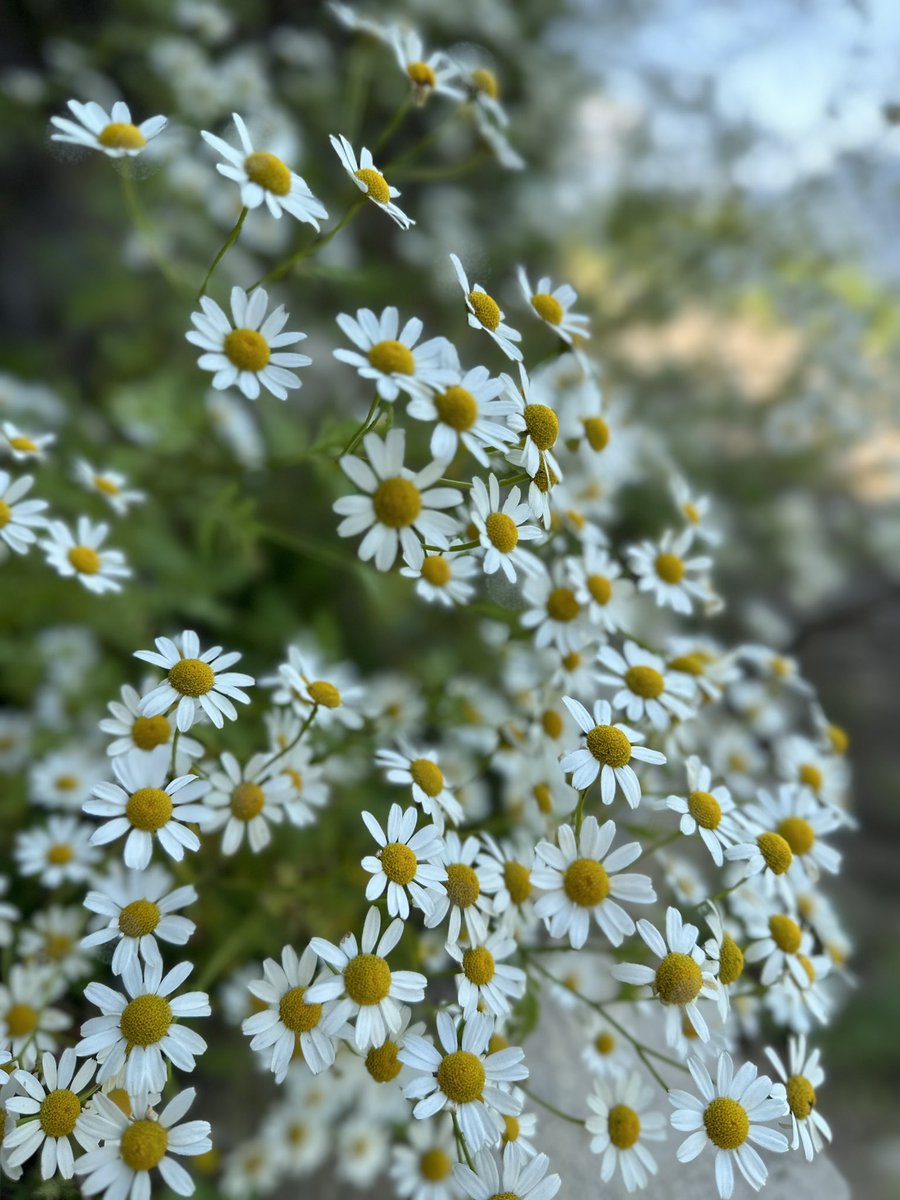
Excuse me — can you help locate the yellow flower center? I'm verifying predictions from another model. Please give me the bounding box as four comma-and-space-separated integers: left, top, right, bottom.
587, 574, 612, 604
546, 587, 580, 622
719, 935, 744, 985
420, 1147, 452, 1180
410, 758, 444, 797
532, 783, 552, 813
756, 831, 793, 875
531, 289, 564, 326
120, 1120, 168, 1172
307, 679, 342, 708
68, 546, 100, 575
120, 993, 172, 1047
563, 858, 610, 907
168, 657, 215, 697
126, 787, 173, 832
471, 68, 499, 98
502, 1114, 521, 1144
703, 1097, 749, 1149
131, 715, 170, 751
777, 816, 815, 856
224, 328, 271, 373
9, 436, 38, 452
47, 843, 73, 865
94, 475, 120, 495
368, 339, 415, 375
381, 841, 418, 885
444, 863, 480, 909
244, 150, 292, 195
435, 385, 478, 431
485, 511, 518, 553
231, 781, 265, 821
279, 986, 322, 1033
98, 122, 146, 150
119, 899, 161, 938
798, 763, 823, 792
45, 934, 73, 961
769, 914, 802, 954
436, 1049, 485, 1104
608, 1103, 641, 1149
462, 946, 495, 986
798, 953, 817, 983
408, 60, 437, 87
420, 556, 452, 587
106, 1088, 132, 1117
687, 790, 722, 830
282, 767, 303, 791
827, 723, 848, 755
533, 463, 559, 492
50, 773, 74, 791
355, 167, 390, 204
595, 1031, 615, 1054
523, 403, 559, 450
365, 1039, 401, 1082
344, 953, 392, 1005
468, 290, 501, 331
654, 952, 703, 1005
39, 1088, 81, 1137
0, 500, 9, 527
582, 416, 609, 451
786, 1074, 816, 1120
372, 477, 422, 528
489, 1033, 509, 1053
624, 665, 665, 700
6, 1003, 38, 1037
539, 711, 562, 741
586, 724, 631, 767
655, 552, 685, 583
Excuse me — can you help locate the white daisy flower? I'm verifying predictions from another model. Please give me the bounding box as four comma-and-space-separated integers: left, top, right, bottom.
76, 958, 209, 1095
521, 558, 588, 654
0, 875, 19, 946
401, 551, 478, 606
14, 815, 99, 887
568, 546, 636, 636
334, 306, 457, 401
585, 1071, 666, 1193
449, 254, 522, 361
764, 1035, 831, 1161
50, 99, 166, 157
268, 643, 364, 730
82, 864, 197, 977
84, 748, 210, 870
305, 907, 427, 1050
499, 1093, 539, 1158
666, 637, 739, 702
665, 757, 740, 867
99, 682, 203, 764
4, 1050, 97, 1180
330, 133, 414, 228
375, 742, 464, 831
740, 784, 842, 885
135, 628, 255, 731
75, 1088, 211, 1198
580, 1017, 635, 1079
627, 529, 715, 615
476, 834, 536, 930
200, 751, 292, 855
764, 966, 831, 1033
498, 366, 564, 484
219, 1135, 280, 1198
187, 285, 311, 401
20, 904, 90, 980
361, 803, 447, 920
361, 1004, 426, 1088
407, 365, 515, 466
28, 746, 107, 811
775, 735, 849, 807
612, 907, 724, 1043
0, 965, 70, 1067
272, 741, 330, 827
202, 111, 328, 225
447, 928, 526, 1019
41, 517, 130, 594
596, 640, 696, 730
0, 471, 48, 553
334, 428, 461, 571
671, 475, 720, 545
260, 1101, 329, 1177
389, 1116, 461, 1200
532, 815, 655, 948
399, 1011, 527, 1152
453, 1143, 560, 1200
469, 473, 544, 583
337, 1116, 391, 1188
517, 266, 590, 344
72, 460, 145, 515
702, 906, 746, 994
2, 420, 55, 460
724, 821, 799, 904
393, 30, 465, 105
424, 831, 495, 944
668, 1053, 789, 1199
743, 910, 819, 990
242, 944, 346, 1082
560, 697, 667, 807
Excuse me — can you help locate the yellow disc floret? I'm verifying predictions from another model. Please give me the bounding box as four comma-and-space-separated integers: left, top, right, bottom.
98, 123, 146, 151
444, 863, 480, 909
68, 546, 101, 575
687, 790, 722, 830
435, 385, 478, 431
307, 680, 341, 708
654, 952, 703, 1005
40, 1089, 81, 1137
502, 1114, 521, 1144
436, 1050, 485, 1104
48, 843, 74, 864
595, 1031, 615, 1055
468, 290, 501, 331
365, 1039, 401, 1082
126, 788, 173, 832
485, 512, 518, 553
504, 860, 533, 904
120, 994, 172, 1047
355, 167, 390, 204
462, 946, 495, 986
798, 764, 823, 792
718, 935, 744, 986
786, 1074, 816, 1120
586, 724, 631, 767
420, 1147, 452, 1180
224, 328, 270, 373
756, 831, 793, 875
655, 553, 685, 583
546, 587, 580, 622
608, 1103, 641, 1149
408, 61, 437, 88
624, 665, 665, 700
421, 556, 451, 586
244, 151, 292, 195
587, 574, 612, 604
523, 403, 559, 450
471, 68, 498, 98
168, 658, 215, 698
368, 340, 415, 376
768, 914, 802, 954
279, 986, 322, 1033
0, 501, 10, 527
344, 954, 392, 1006
131, 715, 170, 751
119, 899, 161, 939
381, 842, 418, 886
6, 1003, 37, 1037
703, 1097, 749, 1149
410, 758, 444, 797
582, 416, 610, 451
120, 1120, 168, 1172
563, 858, 609, 907
373, 477, 422, 528
531, 292, 563, 325
777, 816, 815, 856
541, 709, 563, 738
231, 782, 265, 821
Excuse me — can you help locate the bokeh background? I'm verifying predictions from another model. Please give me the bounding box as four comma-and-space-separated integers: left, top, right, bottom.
2, 0, 900, 1195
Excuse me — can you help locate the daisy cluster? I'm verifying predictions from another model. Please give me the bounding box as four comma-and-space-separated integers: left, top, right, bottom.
0, 5, 859, 1200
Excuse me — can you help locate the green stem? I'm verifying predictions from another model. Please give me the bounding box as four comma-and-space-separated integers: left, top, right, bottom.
252, 198, 364, 289
520, 1085, 584, 1126
340, 393, 383, 457
258, 705, 318, 773
198, 206, 248, 298
374, 95, 412, 152
439, 478, 473, 489
637, 828, 682, 862
119, 172, 184, 292
573, 789, 588, 838
451, 1112, 475, 1170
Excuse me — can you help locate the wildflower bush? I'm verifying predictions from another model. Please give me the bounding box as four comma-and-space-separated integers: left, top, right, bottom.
0, 4, 859, 1198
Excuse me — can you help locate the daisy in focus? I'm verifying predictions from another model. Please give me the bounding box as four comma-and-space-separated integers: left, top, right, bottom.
449, 254, 522, 361
764, 1035, 832, 1160
99, 682, 203, 764
560, 696, 666, 806
201, 751, 293, 855
187, 286, 311, 400
50, 99, 166, 157
568, 546, 636, 635
334, 306, 457, 401
81, 864, 197, 976
452, 1144, 560, 1200
202, 111, 328, 225
400, 551, 478, 607
0, 471, 48, 554
596, 640, 696, 730
375, 742, 464, 830
627, 529, 715, 615
585, 1071, 666, 1193
361, 803, 447, 919
517, 266, 590, 344
468, 473, 544, 583
41, 517, 130, 594
407, 365, 515, 466
3, 1049, 97, 1180
447, 927, 526, 1018
330, 133, 414, 228
135, 629, 255, 731
665, 757, 740, 867
424, 831, 495, 945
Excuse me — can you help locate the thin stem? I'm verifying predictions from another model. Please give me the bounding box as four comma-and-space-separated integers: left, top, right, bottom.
636, 829, 682, 863
452, 1112, 475, 1170
258, 705, 318, 774
520, 1085, 584, 1126
252, 198, 364, 289
119, 172, 184, 292
198, 206, 248, 298
439, 478, 473, 489
340, 393, 382, 457
169, 730, 180, 778
373, 95, 412, 152
573, 789, 588, 838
